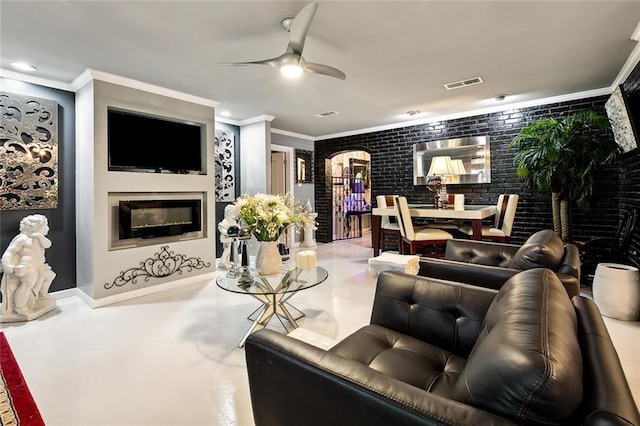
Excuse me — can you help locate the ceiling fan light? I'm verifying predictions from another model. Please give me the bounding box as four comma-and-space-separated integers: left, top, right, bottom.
280, 64, 304, 78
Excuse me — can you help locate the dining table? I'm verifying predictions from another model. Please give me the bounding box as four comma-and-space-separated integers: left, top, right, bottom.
371, 204, 498, 256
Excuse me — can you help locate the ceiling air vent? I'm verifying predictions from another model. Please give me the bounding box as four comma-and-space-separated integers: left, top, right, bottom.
314, 110, 340, 118
444, 76, 484, 90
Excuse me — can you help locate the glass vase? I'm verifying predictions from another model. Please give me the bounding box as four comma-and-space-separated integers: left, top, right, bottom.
255, 241, 282, 276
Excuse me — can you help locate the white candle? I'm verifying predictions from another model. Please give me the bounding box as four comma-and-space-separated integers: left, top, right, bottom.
296, 250, 317, 269
306, 251, 317, 268
454, 194, 465, 211
296, 251, 307, 269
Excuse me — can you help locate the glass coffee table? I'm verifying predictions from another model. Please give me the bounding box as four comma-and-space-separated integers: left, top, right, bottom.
216, 266, 329, 347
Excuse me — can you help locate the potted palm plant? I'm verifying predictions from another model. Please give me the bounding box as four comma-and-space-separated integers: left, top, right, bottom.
508, 109, 619, 241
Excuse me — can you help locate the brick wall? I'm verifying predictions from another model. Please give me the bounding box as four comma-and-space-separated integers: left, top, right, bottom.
620, 60, 640, 266
314, 96, 622, 254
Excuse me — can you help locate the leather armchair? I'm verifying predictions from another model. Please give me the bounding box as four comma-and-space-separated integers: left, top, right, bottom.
418, 229, 581, 297
245, 269, 639, 426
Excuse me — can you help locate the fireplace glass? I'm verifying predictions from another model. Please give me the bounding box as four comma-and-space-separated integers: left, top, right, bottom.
119, 199, 202, 239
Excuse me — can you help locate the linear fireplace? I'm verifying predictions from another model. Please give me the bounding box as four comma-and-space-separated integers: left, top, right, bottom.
119, 199, 202, 239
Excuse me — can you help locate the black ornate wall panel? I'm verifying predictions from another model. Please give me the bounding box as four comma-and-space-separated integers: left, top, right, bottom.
214, 122, 240, 258
214, 129, 235, 202
0, 91, 58, 210
314, 96, 621, 250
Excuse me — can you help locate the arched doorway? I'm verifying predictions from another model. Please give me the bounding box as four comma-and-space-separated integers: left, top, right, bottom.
329, 150, 372, 240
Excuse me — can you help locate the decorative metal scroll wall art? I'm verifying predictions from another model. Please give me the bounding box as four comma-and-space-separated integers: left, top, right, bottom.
0, 92, 58, 210
605, 85, 638, 153
104, 245, 211, 289
214, 129, 235, 201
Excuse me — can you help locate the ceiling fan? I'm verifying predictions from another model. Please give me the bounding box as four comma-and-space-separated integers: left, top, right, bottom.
221, 2, 346, 80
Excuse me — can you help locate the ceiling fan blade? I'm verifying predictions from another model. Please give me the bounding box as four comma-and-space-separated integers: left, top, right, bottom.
289, 2, 318, 55
218, 57, 280, 68
304, 62, 346, 80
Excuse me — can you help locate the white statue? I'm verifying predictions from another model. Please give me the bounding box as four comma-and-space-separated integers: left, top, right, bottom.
218, 204, 238, 270
1, 214, 57, 322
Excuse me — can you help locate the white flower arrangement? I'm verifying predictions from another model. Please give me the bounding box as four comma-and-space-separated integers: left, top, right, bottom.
234, 193, 316, 242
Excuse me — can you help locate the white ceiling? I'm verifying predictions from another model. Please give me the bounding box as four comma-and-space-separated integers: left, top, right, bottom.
2, 1, 640, 139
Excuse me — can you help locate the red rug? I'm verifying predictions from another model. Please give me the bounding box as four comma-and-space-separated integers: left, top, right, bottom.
0, 332, 45, 426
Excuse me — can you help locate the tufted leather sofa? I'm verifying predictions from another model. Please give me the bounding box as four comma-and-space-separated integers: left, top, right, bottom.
418, 229, 581, 297
245, 269, 639, 426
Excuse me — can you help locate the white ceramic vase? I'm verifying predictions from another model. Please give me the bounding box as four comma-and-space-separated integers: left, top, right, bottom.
255, 241, 282, 276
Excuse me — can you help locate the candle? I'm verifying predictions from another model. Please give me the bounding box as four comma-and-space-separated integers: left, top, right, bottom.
454, 194, 465, 211
296, 250, 317, 269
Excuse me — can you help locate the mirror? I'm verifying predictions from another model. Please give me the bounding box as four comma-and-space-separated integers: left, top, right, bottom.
413, 136, 491, 185
295, 149, 313, 183
348, 158, 369, 190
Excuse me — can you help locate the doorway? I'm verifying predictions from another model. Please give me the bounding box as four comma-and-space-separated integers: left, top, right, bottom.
270, 144, 296, 248
330, 151, 372, 240
271, 152, 287, 196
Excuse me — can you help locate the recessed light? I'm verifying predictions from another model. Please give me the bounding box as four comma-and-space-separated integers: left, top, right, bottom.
220, 111, 231, 117
407, 110, 420, 117
10, 62, 37, 72
494, 94, 508, 101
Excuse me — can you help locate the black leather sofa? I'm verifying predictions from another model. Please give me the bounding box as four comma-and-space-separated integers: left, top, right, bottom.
245, 269, 639, 426
418, 229, 582, 297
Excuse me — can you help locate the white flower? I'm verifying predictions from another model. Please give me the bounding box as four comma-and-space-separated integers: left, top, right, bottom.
234, 193, 316, 242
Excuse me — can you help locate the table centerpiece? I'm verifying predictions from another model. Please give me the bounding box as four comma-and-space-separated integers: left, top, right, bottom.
235, 193, 316, 275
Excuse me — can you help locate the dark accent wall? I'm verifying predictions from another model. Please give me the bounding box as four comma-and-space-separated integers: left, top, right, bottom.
315, 96, 622, 254
214, 122, 241, 257
0, 78, 76, 292
620, 60, 640, 266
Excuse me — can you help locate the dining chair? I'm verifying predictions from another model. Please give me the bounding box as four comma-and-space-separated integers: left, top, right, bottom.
376, 195, 402, 253
457, 194, 519, 242
393, 196, 453, 257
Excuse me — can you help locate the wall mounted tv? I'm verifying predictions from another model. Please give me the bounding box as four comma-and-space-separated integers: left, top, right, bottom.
108, 109, 205, 173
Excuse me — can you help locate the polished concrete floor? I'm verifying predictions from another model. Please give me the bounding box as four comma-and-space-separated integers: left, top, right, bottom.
2, 236, 639, 425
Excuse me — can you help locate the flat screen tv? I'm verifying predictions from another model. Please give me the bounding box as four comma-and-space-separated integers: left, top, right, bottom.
108, 109, 205, 173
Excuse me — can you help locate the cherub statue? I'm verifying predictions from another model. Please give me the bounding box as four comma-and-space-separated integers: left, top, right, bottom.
1, 214, 57, 320
218, 204, 238, 270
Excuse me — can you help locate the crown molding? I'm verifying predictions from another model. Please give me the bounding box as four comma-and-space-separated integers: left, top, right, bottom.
215, 116, 241, 126
271, 127, 315, 141
239, 115, 275, 126
315, 87, 612, 141
0, 68, 74, 91
613, 40, 640, 89
71, 68, 219, 107
631, 20, 640, 42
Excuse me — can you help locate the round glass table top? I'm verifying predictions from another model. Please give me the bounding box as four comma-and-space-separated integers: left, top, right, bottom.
216, 266, 329, 296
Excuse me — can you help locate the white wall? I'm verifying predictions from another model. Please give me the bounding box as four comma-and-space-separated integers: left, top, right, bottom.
240, 117, 272, 194
271, 132, 315, 210
75, 80, 96, 298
